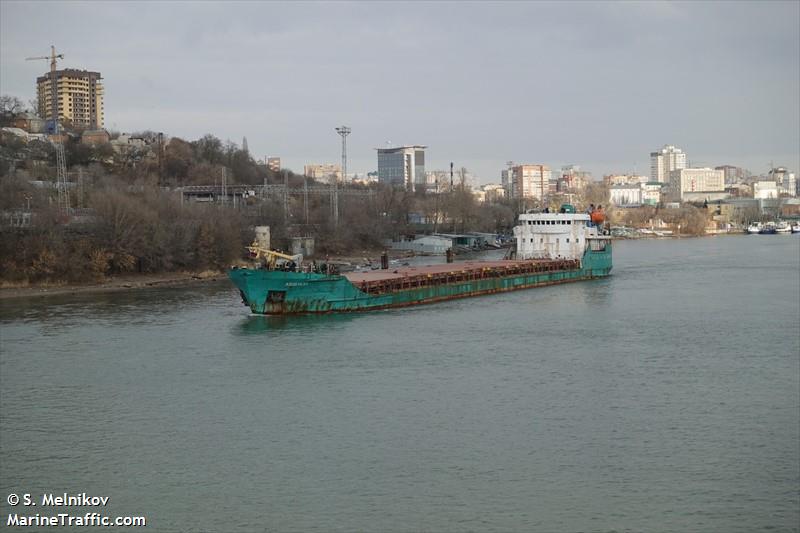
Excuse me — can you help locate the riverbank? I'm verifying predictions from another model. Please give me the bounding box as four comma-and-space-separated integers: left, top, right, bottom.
0, 271, 229, 300
0, 250, 417, 301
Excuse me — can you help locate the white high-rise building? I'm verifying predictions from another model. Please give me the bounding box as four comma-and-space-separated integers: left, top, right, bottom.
650, 145, 687, 183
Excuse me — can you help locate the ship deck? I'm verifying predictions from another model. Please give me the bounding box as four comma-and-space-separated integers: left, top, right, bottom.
343, 258, 577, 284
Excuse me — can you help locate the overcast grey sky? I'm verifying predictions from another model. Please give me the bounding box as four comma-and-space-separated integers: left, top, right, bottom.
2, 0, 798, 182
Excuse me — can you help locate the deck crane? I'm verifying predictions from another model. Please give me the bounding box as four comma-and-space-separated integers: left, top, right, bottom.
246, 242, 303, 270
25, 46, 70, 215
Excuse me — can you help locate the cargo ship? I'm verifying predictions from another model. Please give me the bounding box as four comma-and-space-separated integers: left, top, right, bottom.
229, 205, 612, 314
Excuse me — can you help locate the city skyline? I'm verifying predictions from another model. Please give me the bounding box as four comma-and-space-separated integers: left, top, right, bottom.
1, 1, 798, 183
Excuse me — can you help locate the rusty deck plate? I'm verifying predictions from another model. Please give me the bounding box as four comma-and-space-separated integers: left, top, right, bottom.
344, 259, 557, 284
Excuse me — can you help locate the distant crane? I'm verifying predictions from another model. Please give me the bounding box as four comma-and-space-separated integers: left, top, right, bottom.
26, 45, 70, 214
25, 45, 63, 133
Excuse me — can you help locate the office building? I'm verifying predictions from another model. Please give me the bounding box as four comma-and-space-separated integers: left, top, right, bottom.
669, 168, 724, 201
377, 145, 427, 191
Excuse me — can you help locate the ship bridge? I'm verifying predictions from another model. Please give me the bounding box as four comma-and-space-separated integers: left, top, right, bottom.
514, 209, 604, 261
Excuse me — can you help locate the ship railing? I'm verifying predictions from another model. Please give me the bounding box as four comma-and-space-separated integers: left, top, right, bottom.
357, 259, 580, 296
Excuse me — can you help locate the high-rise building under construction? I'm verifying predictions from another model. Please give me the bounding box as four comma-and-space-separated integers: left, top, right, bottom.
36, 69, 104, 129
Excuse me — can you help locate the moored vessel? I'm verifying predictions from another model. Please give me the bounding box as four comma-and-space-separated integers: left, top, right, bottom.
229, 205, 612, 315
759, 222, 777, 235
746, 222, 762, 234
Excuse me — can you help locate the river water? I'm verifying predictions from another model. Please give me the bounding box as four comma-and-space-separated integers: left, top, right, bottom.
1, 235, 798, 532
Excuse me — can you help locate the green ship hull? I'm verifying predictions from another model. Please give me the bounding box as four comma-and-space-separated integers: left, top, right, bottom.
228, 243, 612, 315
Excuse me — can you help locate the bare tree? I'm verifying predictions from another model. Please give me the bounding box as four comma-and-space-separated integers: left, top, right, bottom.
0, 95, 25, 117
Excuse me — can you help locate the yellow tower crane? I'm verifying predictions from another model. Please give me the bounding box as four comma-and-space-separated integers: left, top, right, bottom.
25, 45, 64, 133
25, 46, 69, 215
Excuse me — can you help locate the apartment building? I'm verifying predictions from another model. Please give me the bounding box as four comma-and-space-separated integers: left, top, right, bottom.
37, 69, 104, 129
650, 145, 686, 183
510, 164, 551, 200
304, 163, 342, 183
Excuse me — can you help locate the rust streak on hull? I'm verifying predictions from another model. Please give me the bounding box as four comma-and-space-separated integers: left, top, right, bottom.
257, 273, 598, 315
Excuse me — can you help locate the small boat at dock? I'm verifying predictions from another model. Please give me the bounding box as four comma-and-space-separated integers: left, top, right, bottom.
759, 222, 777, 235
746, 223, 762, 234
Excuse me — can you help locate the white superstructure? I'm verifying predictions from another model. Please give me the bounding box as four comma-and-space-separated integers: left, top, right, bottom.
513, 210, 602, 261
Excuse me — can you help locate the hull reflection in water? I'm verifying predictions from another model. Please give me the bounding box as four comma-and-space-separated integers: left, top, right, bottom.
237, 312, 359, 333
